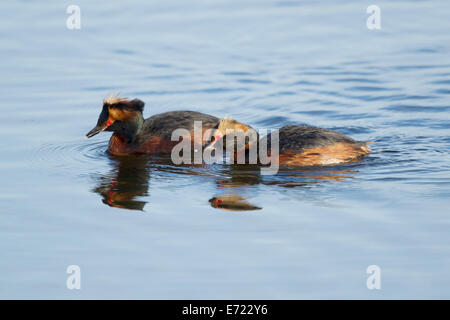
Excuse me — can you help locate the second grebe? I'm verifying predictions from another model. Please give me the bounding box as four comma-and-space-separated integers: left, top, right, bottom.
205, 118, 371, 166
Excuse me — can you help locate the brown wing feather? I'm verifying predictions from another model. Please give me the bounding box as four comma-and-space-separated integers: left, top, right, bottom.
143, 111, 219, 140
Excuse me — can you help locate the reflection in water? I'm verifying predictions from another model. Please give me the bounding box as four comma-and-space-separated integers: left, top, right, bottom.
209, 195, 261, 211
264, 168, 357, 188
215, 164, 262, 188
91, 155, 358, 211
92, 155, 150, 210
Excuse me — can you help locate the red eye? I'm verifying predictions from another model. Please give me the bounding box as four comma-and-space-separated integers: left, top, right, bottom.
107, 120, 112, 126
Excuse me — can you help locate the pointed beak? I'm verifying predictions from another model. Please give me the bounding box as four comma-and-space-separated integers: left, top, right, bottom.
85, 124, 106, 138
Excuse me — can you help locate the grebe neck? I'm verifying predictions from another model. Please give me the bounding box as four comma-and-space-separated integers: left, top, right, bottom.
113, 113, 144, 143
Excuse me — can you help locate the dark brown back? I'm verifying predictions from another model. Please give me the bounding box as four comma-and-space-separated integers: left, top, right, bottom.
263, 125, 358, 154
142, 111, 219, 140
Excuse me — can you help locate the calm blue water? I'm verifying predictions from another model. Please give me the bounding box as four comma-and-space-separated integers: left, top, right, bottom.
1, 0, 449, 299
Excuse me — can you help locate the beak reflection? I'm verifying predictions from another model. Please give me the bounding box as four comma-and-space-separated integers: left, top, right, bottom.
209, 195, 261, 211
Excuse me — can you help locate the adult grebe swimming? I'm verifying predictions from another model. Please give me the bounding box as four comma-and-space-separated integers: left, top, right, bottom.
205, 118, 371, 166
86, 94, 219, 156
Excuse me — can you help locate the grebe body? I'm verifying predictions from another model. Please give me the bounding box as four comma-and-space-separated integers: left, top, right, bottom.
205, 118, 371, 166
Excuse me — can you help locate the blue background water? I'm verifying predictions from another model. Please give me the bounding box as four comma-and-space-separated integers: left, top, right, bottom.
0, 0, 449, 298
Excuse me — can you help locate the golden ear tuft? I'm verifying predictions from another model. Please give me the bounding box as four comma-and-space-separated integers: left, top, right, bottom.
103, 93, 129, 105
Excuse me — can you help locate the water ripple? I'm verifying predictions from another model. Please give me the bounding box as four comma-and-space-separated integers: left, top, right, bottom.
33, 140, 109, 171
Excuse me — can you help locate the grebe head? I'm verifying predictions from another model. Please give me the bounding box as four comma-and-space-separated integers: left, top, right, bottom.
86, 94, 145, 141
205, 117, 257, 152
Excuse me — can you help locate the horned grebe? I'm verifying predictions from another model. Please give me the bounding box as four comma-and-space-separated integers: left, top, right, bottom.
205, 118, 371, 166
86, 94, 219, 156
